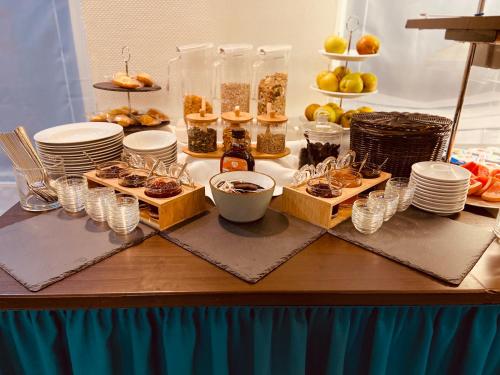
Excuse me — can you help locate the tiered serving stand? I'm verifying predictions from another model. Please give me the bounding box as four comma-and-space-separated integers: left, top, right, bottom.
92, 47, 169, 133
310, 17, 379, 108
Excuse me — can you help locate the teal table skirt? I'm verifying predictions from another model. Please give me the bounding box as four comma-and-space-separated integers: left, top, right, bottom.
1, 305, 499, 375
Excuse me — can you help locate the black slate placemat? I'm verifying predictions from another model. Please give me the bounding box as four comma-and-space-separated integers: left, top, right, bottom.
160, 208, 325, 283
329, 207, 497, 285
0, 207, 157, 291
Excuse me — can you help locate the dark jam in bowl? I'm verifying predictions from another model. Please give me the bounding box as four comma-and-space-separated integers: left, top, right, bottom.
96, 162, 128, 179
351, 162, 381, 179
145, 177, 182, 198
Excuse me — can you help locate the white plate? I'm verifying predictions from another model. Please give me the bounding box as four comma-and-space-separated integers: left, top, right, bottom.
411, 176, 469, 190
39, 146, 123, 159
38, 144, 123, 156
413, 196, 466, 209
310, 85, 378, 99
123, 131, 176, 151
410, 175, 469, 188
36, 136, 123, 151
412, 201, 464, 215
34, 122, 123, 144
414, 189, 468, 201
413, 185, 469, 196
318, 49, 379, 61
411, 162, 470, 182
466, 195, 500, 209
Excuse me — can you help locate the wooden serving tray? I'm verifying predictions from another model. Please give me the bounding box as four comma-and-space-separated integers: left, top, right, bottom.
281, 171, 391, 229
182, 145, 291, 159
84, 170, 207, 231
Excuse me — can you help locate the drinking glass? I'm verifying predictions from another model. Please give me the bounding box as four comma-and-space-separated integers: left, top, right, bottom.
368, 190, 400, 221
107, 194, 140, 235
55, 175, 87, 213
85, 187, 115, 222
13, 167, 61, 212
351, 198, 384, 234
385, 177, 415, 212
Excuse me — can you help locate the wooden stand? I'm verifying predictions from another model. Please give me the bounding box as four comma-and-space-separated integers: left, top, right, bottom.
182, 145, 291, 159
84, 170, 207, 231
281, 171, 391, 229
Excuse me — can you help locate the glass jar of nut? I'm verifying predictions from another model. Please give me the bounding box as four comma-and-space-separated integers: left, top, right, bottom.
256, 103, 287, 154
186, 106, 218, 153
221, 106, 252, 152
214, 44, 253, 114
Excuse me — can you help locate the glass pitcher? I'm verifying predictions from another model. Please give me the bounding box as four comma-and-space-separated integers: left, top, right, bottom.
167, 43, 215, 121
253, 44, 291, 115
214, 44, 253, 114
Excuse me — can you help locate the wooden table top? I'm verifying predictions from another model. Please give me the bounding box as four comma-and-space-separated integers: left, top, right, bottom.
0, 203, 498, 309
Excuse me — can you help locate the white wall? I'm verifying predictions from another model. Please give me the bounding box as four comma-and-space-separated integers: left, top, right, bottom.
81, 0, 343, 118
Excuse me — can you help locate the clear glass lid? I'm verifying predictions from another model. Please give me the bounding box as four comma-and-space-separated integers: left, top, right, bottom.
257, 44, 292, 58
303, 113, 343, 136
176, 43, 214, 53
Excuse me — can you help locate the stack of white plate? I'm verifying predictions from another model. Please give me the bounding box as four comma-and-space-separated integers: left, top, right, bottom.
410, 161, 471, 215
123, 130, 177, 167
34, 122, 124, 174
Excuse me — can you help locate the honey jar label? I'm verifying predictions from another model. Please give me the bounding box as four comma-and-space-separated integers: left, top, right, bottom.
222, 157, 248, 172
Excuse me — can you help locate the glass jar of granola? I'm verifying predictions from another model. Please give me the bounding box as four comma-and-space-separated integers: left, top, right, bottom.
221, 106, 252, 152
256, 103, 287, 154
253, 45, 291, 115
214, 44, 253, 114
186, 109, 218, 153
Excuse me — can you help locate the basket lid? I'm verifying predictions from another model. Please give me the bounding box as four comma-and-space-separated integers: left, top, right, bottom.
351, 112, 452, 133
221, 106, 253, 123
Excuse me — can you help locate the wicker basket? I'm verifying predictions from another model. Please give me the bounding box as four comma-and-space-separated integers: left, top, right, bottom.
350, 112, 452, 177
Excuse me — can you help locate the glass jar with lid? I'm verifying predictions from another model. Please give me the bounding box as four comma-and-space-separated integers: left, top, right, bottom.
253, 45, 291, 115
256, 103, 287, 154
186, 106, 218, 153
221, 106, 252, 152
167, 43, 215, 121
299, 112, 343, 168
214, 44, 253, 114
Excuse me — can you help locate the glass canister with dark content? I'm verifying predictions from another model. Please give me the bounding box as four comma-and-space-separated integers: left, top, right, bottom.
221, 106, 252, 152
299, 112, 343, 168
186, 107, 218, 153
256, 103, 287, 154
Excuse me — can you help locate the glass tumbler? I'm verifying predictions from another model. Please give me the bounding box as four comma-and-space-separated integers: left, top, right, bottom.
385, 177, 416, 212
55, 175, 87, 213
13, 167, 61, 212
351, 198, 384, 234
107, 194, 140, 235
368, 190, 399, 221
85, 187, 115, 222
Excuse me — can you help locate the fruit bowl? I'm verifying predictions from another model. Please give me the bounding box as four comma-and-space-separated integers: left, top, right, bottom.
310, 85, 378, 98
318, 49, 379, 61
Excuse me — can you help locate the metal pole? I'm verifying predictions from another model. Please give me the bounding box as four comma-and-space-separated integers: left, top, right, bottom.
445, 0, 486, 161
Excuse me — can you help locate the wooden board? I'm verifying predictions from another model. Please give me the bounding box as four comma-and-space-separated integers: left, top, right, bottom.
84, 170, 207, 230
405, 16, 500, 31
93, 82, 161, 92
281, 172, 391, 229
123, 120, 170, 134
182, 145, 291, 159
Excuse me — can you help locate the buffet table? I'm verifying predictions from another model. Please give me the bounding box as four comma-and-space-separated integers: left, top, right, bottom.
0, 202, 499, 374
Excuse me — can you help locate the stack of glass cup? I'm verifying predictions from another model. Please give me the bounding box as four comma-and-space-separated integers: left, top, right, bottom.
384, 177, 416, 211
351, 198, 385, 234
368, 190, 399, 222
55, 175, 87, 213
85, 187, 116, 222
106, 194, 140, 235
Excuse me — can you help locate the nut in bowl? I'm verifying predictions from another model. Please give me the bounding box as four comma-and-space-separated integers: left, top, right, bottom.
209, 171, 275, 223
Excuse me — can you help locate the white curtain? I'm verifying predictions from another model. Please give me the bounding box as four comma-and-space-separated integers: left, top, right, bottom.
346, 0, 500, 146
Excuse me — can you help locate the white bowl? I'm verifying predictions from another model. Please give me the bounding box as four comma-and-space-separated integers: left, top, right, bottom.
209, 171, 275, 223
123, 130, 176, 151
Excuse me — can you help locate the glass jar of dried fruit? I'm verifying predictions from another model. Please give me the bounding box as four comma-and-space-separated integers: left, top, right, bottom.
221, 106, 252, 152
186, 108, 218, 153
